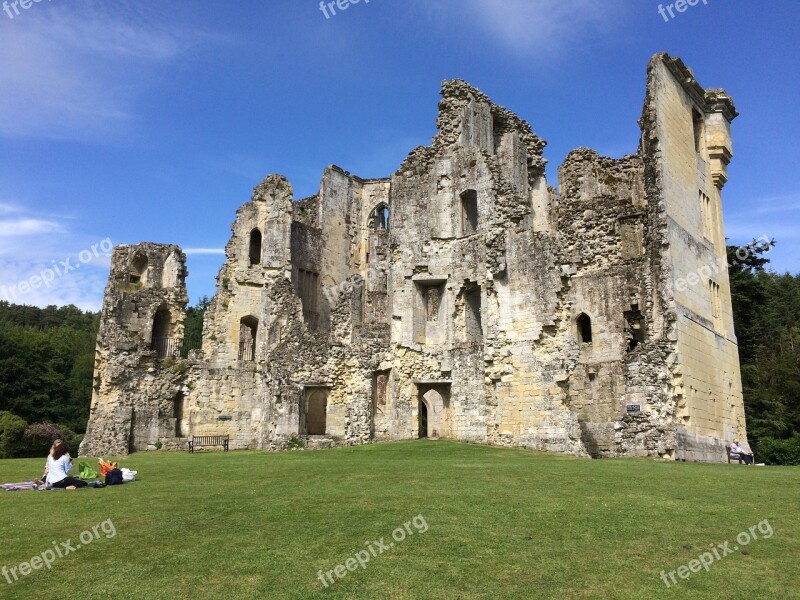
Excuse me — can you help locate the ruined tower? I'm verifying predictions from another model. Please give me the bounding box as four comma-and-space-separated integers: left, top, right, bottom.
82, 243, 189, 456
83, 53, 746, 462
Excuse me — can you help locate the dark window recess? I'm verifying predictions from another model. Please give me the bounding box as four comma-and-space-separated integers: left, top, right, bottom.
577, 313, 592, 344
692, 108, 704, 154
624, 305, 646, 352
461, 190, 478, 235
249, 229, 262, 266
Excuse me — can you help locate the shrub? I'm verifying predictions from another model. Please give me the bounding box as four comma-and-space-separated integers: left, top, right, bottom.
756, 434, 800, 466
286, 436, 305, 449
0, 411, 27, 458
23, 422, 64, 457
58, 426, 84, 455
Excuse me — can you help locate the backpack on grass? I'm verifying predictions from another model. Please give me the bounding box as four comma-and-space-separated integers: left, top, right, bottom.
105, 469, 124, 485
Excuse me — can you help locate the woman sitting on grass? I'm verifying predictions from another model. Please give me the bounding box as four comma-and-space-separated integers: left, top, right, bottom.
46, 440, 87, 489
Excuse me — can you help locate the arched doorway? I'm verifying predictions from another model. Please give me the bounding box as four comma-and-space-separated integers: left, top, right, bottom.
418, 399, 428, 439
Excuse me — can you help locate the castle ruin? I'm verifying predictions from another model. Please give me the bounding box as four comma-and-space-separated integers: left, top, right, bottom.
82, 53, 747, 461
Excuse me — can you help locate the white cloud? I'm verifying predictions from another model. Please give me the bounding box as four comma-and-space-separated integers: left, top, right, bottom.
0, 202, 22, 215
0, 218, 63, 237
0, 201, 112, 309
749, 194, 800, 215
0, 2, 216, 141
423, 0, 628, 58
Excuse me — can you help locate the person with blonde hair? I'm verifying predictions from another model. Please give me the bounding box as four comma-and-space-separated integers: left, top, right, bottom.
45, 440, 87, 489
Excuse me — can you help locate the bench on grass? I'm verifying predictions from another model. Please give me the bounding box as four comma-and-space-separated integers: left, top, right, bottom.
188, 435, 230, 453
726, 445, 744, 464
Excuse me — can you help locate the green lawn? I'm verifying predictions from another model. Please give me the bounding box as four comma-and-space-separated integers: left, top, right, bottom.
0, 441, 798, 599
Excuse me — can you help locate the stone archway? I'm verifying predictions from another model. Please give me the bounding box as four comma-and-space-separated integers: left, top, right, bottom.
418, 399, 428, 439
418, 385, 451, 439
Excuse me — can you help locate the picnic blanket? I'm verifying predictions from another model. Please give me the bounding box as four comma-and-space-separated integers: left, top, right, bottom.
1, 480, 40, 491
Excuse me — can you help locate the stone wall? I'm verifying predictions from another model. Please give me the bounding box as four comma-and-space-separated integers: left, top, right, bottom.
83, 53, 746, 462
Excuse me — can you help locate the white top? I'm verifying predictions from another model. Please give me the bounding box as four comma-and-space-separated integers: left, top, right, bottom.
731, 442, 748, 454
46, 454, 72, 484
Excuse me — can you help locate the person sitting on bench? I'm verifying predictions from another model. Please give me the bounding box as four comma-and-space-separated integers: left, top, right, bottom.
731, 439, 754, 465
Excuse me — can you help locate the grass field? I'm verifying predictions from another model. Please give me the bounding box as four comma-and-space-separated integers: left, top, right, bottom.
0, 441, 798, 599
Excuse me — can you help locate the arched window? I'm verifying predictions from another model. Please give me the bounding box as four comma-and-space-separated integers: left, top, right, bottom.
130, 254, 148, 285
577, 313, 592, 344
238, 316, 258, 361
151, 306, 172, 358
461, 190, 478, 235
249, 229, 262, 266
369, 203, 390, 230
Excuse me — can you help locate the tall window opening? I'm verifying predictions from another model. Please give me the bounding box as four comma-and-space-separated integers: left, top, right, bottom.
709, 281, 722, 331
369, 203, 390, 230
239, 316, 258, 361
461, 190, 478, 235
151, 307, 172, 358
700, 190, 715, 243
249, 229, 262, 266
577, 313, 592, 344
624, 305, 646, 352
174, 392, 185, 437
692, 108, 705, 154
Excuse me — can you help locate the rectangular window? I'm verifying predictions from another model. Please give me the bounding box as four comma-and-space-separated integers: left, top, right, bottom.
461, 190, 478, 235
692, 108, 704, 154
700, 190, 715, 243
709, 280, 722, 331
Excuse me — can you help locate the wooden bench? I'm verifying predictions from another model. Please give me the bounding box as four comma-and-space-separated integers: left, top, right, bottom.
188, 435, 230, 453
725, 445, 753, 465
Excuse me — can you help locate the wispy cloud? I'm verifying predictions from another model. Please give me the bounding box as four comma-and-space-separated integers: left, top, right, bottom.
749, 193, 800, 215
0, 2, 217, 141
0, 218, 63, 237
423, 0, 628, 58
0, 202, 22, 215
0, 201, 112, 309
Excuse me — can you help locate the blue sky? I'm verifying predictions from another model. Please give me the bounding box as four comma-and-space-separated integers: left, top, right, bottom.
0, 0, 797, 310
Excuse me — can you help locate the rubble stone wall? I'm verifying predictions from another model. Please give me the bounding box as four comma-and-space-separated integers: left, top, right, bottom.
83, 54, 746, 462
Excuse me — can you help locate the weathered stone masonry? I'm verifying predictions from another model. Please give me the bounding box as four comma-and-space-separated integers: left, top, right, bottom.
82, 53, 747, 461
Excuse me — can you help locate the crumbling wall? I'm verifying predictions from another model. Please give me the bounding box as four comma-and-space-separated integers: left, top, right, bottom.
84, 54, 746, 463
82, 243, 189, 455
